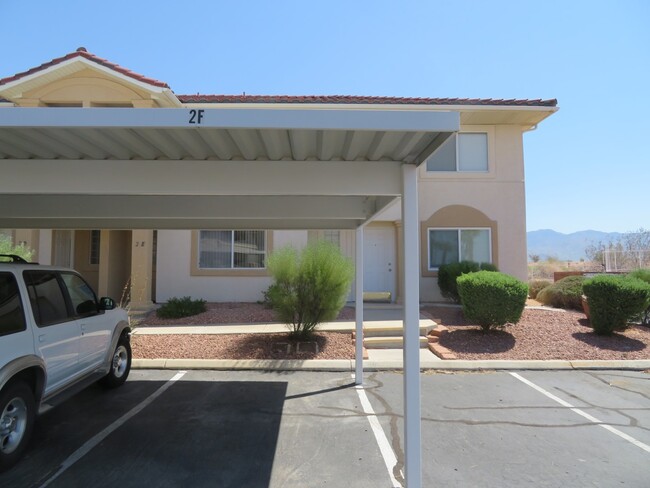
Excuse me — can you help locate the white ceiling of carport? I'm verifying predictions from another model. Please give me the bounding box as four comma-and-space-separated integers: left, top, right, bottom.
0, 107, 459, 229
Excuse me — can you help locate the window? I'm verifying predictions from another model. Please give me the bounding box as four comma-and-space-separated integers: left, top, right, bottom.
89, 230, 101, 265
24, 271, 70, 326
428, 228, 491, 270
426, 133, 488, 172
198, 230, 266, 269
0, 273, 26, 336
60, 272, 99, 317
322, 230, 340, 248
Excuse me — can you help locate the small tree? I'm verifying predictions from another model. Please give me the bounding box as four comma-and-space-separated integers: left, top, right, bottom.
0, 235, 34, 262
267, 241, 354, 340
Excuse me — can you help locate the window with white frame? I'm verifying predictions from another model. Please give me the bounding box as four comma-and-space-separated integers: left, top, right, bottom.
428, 228, 491, 270
322, 230, 340, 248
426, 133, 488, 172
198, 230, 266, 269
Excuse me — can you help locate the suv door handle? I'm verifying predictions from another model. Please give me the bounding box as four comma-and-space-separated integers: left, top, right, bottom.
80, 324, 87, 335
38, 334, 46, 343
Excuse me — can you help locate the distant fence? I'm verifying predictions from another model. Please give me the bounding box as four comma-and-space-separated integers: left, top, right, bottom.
603, 250, 650, 272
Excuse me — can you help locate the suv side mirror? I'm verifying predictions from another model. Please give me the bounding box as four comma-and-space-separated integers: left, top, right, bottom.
99, 297, 116, 311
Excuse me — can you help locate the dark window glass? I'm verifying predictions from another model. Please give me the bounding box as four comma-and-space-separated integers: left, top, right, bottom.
60, 272, 98, 316
24, 271, 70, 327
89, 230, 101, 265
0, 273, 26, 336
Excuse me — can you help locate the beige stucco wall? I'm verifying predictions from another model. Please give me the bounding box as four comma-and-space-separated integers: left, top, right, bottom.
417, 125, 528, 301
156, 229, 279, 303
74, 230, 99, 291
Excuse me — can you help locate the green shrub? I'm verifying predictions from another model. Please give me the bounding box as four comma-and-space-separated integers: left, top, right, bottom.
536, 275, 585, 310
438, 261, 498, 303
457, 271, 528, 331
267, 241, 354, 340
0, 235, 34, 262
528, 279, 552, 299
157, 296, 207, 318
583, 275, 650, 335
627, 269, 650, 326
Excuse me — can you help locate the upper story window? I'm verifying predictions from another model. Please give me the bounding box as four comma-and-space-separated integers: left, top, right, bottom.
426, 133, 488, 172
198, 230, 266, 269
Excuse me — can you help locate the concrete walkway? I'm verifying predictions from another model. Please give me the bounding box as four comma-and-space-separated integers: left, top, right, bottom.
130, 304, 650, 372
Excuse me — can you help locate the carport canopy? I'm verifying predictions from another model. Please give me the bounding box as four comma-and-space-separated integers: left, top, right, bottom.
0, 106, 458, 230
0, 105, 460, 488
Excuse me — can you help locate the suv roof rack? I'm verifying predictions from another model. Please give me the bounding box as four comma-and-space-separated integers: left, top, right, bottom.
0, 254, 31, 263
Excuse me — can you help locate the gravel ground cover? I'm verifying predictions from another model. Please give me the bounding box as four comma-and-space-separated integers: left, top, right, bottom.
422, 306, 650, 361
131, 332, 355, 360
132, 303, 650, 361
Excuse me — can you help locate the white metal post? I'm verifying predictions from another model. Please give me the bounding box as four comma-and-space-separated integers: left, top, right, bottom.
402, 163, 421, 488
355, 225, 364, 385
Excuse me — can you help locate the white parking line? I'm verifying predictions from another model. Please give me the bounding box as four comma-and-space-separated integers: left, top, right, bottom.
40, 371, 187, 487
352, 374, 403, 488
510, 372, 650, 454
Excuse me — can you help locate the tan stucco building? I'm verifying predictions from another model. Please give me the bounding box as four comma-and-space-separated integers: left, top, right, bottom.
0, 48, 557, 308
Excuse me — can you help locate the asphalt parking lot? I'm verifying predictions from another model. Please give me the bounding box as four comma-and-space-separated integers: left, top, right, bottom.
1, 369, 649, 487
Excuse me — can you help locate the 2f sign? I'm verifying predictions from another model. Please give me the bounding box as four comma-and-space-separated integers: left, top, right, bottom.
188, 109, 205, 125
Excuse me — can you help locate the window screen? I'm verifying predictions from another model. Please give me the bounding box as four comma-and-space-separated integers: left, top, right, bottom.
199, 230, 266, 269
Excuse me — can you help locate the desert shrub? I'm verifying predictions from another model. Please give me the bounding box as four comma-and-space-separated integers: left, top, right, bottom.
457, 271, 528, 331
528, 279, 552, 299
583, 275, 650, 335
267, 241, 354, 340
627, 269, 650, 326
536, 275, 585, 310
157, 296, 207, 318
438, 261, 498, 303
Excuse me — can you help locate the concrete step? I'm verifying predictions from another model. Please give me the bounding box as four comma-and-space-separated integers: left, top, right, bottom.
363, 336, 429, 349
360, 321, 435, 338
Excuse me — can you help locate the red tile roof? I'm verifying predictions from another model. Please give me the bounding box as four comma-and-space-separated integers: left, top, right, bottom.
177, 94, 558, 107
0, 49, 557, 109
0, 47, 170, 89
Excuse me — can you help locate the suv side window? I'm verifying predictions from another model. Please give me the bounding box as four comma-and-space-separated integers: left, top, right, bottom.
24, 271, 71, 327
0, 272, 26, 336
60, 272, 99, 317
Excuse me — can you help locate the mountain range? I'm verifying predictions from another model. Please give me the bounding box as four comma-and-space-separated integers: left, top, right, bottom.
527, 229, 622, 261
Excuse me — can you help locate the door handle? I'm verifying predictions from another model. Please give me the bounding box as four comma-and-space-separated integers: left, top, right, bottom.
38, 334, 46, 343
80, 324, 87, 335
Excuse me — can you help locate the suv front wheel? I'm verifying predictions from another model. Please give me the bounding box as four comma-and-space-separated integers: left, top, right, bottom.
100, 336, 132, 389
0, 381, 36, 472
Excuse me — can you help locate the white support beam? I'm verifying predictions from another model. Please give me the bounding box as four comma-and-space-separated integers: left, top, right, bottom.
401, 163, 421, 488
355, 225, 364, 385
0, 106, 461, 132
0, 195, 376, 220
0, 159, 404, 196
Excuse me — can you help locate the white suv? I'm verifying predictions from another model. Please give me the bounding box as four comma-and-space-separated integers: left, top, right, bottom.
0, 255, 131, 471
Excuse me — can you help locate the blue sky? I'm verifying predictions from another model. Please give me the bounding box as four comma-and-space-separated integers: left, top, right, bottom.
2, 0, 648, 234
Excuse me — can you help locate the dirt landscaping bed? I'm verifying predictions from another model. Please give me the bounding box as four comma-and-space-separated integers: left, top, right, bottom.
422, 306, 650, 361
132, 303, 650, 361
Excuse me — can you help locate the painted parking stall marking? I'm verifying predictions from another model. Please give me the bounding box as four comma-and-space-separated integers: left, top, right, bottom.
40, 371, 187, 487
510, 372, 650, 454
353, 374, 403, 488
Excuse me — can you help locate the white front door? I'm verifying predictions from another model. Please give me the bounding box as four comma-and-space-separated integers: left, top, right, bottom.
363, 226, 396, 300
